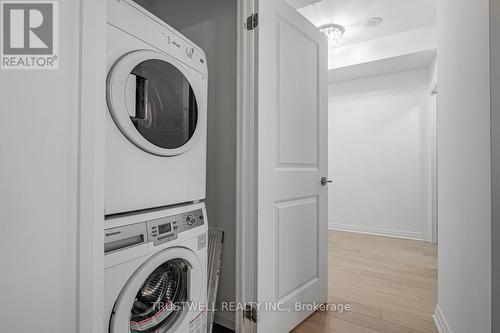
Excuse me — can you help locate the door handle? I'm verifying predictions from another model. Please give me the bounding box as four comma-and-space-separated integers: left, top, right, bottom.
132, 75, 149, 122
321, 177, 332, 186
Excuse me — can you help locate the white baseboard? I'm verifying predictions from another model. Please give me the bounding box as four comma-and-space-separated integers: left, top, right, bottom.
329, 222, 428, 241
433, 305, 451, 333
214, 310, 235, 330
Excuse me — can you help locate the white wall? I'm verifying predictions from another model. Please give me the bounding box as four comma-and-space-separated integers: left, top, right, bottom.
134, 0, 238, 329
436, 0, 492, 331
0, 1, 81, 332
329, 69, 432, 240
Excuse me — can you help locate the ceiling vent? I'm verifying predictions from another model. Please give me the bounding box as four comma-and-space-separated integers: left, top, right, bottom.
365, 17, 383, 28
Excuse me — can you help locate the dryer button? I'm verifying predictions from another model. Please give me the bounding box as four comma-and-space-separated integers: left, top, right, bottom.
186, 47, 195, 58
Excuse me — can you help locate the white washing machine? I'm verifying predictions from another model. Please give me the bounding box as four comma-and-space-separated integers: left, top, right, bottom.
105, 0, 208, 215
105, 203, 208, 333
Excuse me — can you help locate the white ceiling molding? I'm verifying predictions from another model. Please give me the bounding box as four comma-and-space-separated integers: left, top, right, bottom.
328, 49, 437, 84
329, 26, 436, 70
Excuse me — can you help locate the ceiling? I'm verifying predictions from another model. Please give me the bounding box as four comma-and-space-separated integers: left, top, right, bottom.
297, 0, 436, 47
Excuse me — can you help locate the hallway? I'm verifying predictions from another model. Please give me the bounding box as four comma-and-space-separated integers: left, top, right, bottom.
293, 231, 438, 333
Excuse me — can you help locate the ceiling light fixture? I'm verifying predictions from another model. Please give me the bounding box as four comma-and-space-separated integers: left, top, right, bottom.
318, 23, 345, 48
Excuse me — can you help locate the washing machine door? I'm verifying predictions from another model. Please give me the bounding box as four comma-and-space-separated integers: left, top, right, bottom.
110, 247, 204, 333
107, 50, 204, 156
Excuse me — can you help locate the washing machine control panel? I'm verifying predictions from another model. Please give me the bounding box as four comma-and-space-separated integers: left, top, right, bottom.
146, 209, 204, 246
104, 208, 205, 254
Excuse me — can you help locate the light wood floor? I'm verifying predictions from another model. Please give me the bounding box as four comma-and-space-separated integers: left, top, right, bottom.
292, 231, 438, 333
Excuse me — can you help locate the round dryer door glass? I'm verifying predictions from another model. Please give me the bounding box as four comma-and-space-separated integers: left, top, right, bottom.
130, 259, 189, 332
127, 59, 198, 150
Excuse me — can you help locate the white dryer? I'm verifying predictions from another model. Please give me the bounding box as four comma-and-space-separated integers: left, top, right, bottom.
105, 0, 208, 215
105, 203, 208, 333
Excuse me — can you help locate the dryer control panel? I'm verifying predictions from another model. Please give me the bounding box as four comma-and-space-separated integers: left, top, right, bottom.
107, 0, 208, 76
146, 209, 204, 246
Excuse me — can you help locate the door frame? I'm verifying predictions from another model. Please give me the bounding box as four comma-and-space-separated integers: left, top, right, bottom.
78, 0, 107, 332
236, 0, 258, 332
430, 85, 438, 244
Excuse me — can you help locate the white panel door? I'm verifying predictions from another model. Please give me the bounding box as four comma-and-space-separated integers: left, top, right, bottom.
256, 0, 328, 331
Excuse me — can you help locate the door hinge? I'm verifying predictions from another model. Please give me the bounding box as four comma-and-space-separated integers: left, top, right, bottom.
244, 304, 257, 323
246, 13, 259, 30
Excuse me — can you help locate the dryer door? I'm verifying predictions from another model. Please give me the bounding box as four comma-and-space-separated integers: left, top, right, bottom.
110, 247, 204, 333
107, 50, 205, 156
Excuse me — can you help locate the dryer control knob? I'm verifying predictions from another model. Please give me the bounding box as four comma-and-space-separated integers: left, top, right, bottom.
186, 47, 195, 58
186, 215, 196, 225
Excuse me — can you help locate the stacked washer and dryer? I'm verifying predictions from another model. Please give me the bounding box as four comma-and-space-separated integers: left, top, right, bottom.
104, 0, 209, 332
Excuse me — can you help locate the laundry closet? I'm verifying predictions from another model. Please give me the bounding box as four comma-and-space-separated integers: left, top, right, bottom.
104, 0, 327, 331
130, 0, 238, 330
